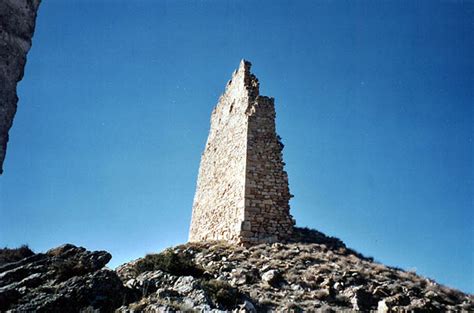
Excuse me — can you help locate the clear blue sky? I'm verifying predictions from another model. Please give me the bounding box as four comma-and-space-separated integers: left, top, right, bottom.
0, 0, 472, 293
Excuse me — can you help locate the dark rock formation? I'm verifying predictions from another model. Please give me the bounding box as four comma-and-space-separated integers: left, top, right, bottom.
0, 0, 41, 174
0, 244, 133, 312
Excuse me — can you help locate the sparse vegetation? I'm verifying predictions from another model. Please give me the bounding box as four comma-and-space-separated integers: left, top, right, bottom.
201, 279, 240, 309
133, 250, 204, 277
283, 302, 304, 312
0, 245, 34, 265
257, 298, 277, 311
112, 232, 474, 311
314, 288, 331, 300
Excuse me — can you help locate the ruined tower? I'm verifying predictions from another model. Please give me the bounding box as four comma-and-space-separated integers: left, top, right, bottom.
189, 60, 294, 245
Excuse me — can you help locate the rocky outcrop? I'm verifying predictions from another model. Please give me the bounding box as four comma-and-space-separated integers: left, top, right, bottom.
1, 231, 472, 311
0, 0, 41, 174
117, 228, 473, 311
0, 244, 132, 312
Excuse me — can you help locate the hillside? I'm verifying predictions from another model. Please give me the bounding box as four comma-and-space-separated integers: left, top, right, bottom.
0, 228, 472, 312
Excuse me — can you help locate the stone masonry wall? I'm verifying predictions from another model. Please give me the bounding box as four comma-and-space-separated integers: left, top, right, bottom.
189, 61, 251, 242
189, 60, 294, 244
242, 96, 294, 244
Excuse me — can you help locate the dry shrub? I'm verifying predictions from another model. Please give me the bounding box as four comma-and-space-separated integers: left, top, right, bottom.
133, 250, 204, 277
0, 245, 34, 265
314, 288, 330, 300
201, 279, 240, 309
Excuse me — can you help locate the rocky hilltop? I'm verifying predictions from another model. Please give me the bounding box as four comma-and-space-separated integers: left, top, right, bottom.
1, 228, 472, 312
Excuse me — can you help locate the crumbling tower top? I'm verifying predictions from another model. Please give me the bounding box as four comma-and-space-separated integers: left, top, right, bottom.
232, 59, 259, 97
189, 60, 294, 245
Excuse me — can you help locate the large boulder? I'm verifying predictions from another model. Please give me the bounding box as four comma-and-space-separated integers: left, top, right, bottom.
0, 244, 131, 312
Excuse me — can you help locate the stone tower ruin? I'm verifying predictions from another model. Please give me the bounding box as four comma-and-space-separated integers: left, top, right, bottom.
189, 60, 295, 245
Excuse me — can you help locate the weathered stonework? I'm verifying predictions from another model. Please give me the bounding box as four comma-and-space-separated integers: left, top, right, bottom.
0, 0, 41, 174
189, 60, 294, 245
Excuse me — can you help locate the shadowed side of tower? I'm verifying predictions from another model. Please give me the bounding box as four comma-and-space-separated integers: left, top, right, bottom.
243, 90, 294, 244
189, 60, 294, 244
